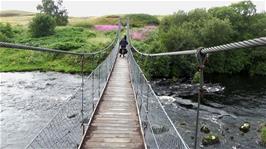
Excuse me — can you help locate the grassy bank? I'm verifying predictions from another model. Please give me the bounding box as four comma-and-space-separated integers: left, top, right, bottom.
0, 22, 114, 73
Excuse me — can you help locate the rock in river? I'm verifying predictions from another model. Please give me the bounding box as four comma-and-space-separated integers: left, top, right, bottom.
200, 125, 210, 134
239, 122, 250, 133
202, 134, 220, 146
152, 125, 169, 134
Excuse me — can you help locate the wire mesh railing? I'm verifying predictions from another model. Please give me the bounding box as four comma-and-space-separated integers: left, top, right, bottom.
25, 30, 120, 149
125, 18, 189, 149
127, 46, 189, 149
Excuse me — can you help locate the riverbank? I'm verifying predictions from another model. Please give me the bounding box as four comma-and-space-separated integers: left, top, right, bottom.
152, 75, 266, 148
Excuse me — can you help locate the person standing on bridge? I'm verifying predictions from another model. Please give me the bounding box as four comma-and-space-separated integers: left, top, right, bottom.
119, 35, 128, 58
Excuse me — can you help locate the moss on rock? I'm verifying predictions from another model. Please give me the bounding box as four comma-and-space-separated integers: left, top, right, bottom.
202, 134, 220, 146
261, 127, 266, 145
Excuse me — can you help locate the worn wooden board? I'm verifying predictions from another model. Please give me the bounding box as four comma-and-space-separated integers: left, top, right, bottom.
80, 57, 144, 149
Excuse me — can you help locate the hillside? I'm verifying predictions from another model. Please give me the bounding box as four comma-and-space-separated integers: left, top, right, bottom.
0, 10, 35, 17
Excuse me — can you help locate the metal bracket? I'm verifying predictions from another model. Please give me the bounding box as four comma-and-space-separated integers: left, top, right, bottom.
195, 47, 208, 70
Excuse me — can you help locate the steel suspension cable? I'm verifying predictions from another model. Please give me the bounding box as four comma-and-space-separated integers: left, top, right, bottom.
128, 31, 266, 56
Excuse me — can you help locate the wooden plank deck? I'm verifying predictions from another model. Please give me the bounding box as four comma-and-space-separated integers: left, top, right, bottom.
80, 56, 144, 149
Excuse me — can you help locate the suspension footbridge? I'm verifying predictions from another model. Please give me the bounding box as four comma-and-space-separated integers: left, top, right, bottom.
80, 57, 144, 149
1, 19, 265, 149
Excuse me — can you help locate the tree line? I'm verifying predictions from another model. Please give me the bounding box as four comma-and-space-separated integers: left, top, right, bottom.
135, 1, 266, 79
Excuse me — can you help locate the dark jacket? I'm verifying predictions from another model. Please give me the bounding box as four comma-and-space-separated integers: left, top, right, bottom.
119, 39, 128, 49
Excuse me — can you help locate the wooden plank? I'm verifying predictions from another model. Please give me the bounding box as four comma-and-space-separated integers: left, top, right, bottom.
84, 142, 143, 148
93, 117, 139, 122
80, 57, 144, 149
92, 121, 139, 125
85, 138, 142, 143
91, 130, 140, 134
89, 133, 139, 138
91, 123, 139, 127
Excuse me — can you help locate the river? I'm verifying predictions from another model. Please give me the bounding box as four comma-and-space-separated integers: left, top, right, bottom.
1, 72, 266, 148
152, 74, 266, 149
0, 72, 81, 149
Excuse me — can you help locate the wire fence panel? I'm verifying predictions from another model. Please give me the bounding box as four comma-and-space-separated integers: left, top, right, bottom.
26, 89, 83, 149
127, 48, 190, 149
26, 31, 120, 149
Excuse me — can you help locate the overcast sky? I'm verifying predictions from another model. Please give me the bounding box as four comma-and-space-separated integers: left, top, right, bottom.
1, 0, 266, 17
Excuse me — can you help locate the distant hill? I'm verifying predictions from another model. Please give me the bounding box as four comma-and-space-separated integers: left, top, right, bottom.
0, 10, 35, 17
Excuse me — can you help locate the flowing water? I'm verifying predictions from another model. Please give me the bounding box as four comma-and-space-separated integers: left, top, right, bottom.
0, 72, 81, 149
152, 75, 266, 149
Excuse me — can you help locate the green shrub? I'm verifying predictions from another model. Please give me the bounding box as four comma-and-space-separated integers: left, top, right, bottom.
29, 13, 56, 37
15, 26, 96, 51
125, 14, 160, 27
193, 71, 200, 83
51, 42, 83, 51
54, 27, 95, 38
0, 32, 9, 42
0, 23, 14, 41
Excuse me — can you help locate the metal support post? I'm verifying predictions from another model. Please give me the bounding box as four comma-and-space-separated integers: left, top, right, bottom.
194, 47, 208, 149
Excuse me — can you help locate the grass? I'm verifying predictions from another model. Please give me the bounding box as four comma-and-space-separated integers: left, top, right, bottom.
68, 17, 94, 28
0, 10, 35, 25
88, 16, 119, 25
0, 25, 114, 73
0, 15, 119, 27
0, 48, 98, 73
0, 16, 33, 26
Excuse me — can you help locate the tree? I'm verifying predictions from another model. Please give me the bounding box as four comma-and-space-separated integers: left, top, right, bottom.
231, 0, 256, 17
37, 0, 68, 26
209, 1, 257, 40
29, 13, 56, 37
